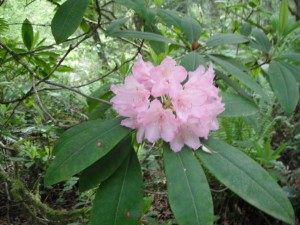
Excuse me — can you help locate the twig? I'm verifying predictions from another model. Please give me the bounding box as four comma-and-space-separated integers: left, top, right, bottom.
32, 75, 57, 123
211, 187, 228, 193
43, 80, 111, 105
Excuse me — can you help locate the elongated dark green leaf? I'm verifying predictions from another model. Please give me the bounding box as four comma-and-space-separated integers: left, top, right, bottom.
144, 24, 166, 55
180, 16, 201, 43
181, 52, 206, 71
51, 0, 89, 44
108, 30, 177, 44
215, 70, 252, 101
157, 9, 182, 29
220, 92, 258, 117
206, 34, 249, 47
279, 0, 289, 34
208, 55, 267, 99
22, 18, 34, 50
44, 118, 130, 186
90, 149, 143, 225
281, 61, 300, 83
268, 61, 299, 114
278, 52, 300, 62
249, 28, 271, 53
105, 17, 130, 35
196, 138, 295, 225
79, 135, 132, 192
163, 144, 213, 225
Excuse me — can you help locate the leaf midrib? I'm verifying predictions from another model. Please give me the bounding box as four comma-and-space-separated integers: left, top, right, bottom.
203, 142, 292, 220
178, 153, 200, 224
113, 154, 131, 225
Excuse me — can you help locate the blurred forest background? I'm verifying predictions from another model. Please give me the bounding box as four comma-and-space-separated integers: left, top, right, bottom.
0, 0, 299, 224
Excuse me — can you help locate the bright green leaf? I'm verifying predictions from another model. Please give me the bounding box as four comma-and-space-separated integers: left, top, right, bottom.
44, 118, 130, 186
22, 18, 34, 50
206, 34, 249, 47
180, 16, 201, 43
279, 0, 289, 34
51, 0, 89, 44
163, 144, 214, 225
180, 52, 206, 71
268, 61, 299, 114
220, 92, 258, 117
79, 135, 132, 192
196, 138, 295, 225
90, 149, 143, 225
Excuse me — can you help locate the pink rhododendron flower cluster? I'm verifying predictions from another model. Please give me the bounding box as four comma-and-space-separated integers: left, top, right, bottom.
111, 54, 225, 152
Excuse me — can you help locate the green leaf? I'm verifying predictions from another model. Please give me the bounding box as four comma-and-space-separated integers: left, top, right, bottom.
220, 92, 258, 117
105, 17, 130, 35
87, 84, 112, 112
180, 52, 206, 71
90, 149, 143, 225
157, 9, 182, 29
196, 138, 295, 225
51, 0, 89, 44
79, 135, 132, 192
108, 30, 177, 44
180, 16, 201, 43
278, 52, 300, 62
268, 61, 299, 114
208, 55, 267, 99
206, 34, 249, 47
281, 61, 300, 84
163, 144, 213, 225
144, 24, 166, 55
115, 0, 146, 17
249, 28, 271, 53
44, 118, 130, 186
22, 18, 34, 50
279, 0, 289, 34
239, 22, 252, 36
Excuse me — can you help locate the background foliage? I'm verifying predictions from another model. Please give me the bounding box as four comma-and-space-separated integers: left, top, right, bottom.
0, 0, 299, 224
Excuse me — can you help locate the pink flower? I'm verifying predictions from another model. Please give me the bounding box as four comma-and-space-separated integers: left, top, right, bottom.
110, 56, 225, 153
111, 75, 150, 128
132, 54, 155, 90
151, 57, 187, 97
170, 118, 202, 152
136, 99, 178, 143
172, 88, 207, 121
